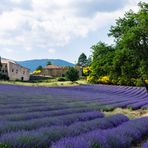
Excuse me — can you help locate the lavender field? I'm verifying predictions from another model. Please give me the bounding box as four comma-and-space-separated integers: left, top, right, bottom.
0, 84, 148, 148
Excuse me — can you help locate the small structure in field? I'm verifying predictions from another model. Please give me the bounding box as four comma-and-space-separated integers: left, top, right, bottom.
0, 58, 30, 81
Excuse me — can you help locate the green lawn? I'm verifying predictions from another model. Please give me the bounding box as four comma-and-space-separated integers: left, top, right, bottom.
0, 79, 88, 87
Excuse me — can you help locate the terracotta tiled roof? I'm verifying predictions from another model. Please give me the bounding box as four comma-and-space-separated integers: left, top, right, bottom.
44, 65, 63, 69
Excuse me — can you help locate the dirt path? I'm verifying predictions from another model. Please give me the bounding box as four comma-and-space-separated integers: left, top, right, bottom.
142, 112, 148, 117
104, 108, 148, 119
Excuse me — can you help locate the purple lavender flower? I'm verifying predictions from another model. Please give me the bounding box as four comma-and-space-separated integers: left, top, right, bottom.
142, 140, 148, 148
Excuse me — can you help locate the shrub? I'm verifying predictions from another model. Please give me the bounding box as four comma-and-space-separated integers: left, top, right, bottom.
98, 76, 111, 84
87, 75, 97, 83
0, 74, 9, 80
32, 70, 41, 75
65, 67, 79, 82
57, 77, 67, 81
145, 80, 148, 84
83, 67, 91, 76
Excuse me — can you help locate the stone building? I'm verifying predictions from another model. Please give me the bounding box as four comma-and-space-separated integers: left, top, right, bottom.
41, 65, 69, 77
40, 65, 82, 77
0, 58, 30, 81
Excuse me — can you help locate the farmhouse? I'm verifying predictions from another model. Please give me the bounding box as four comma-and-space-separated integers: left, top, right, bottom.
41, 65, 69, 77
0, 58, 30, 81
40, 65, 82, 77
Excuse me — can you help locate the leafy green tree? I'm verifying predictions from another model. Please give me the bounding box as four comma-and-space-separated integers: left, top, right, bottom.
108, 2, 148, 89
86, 56, 92, 66
36, 65, 43, 71
77, 53, 87, 66
90, 42, 115, 79
46, 61, 52, 66
110, 48, 141, 85
65, 67, 79, 82
109, 2, 148, 79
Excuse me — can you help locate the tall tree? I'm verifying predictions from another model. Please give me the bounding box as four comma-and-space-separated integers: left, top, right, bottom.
90, 42, 115, 78
77, 53, 87, 66
109, 2, 148, 90
109, 2, 148, 74
46, 61, 52, 66
86, 56, 92, 66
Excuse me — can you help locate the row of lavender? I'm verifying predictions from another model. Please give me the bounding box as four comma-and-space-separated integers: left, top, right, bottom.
0, 84, 147, 147
52, 117, 148, 148
0, 84, 148, 112
56, 85, 148, 110
0, 114, 129, 147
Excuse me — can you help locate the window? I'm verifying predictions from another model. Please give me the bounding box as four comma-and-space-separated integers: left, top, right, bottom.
12, 69, 14, 72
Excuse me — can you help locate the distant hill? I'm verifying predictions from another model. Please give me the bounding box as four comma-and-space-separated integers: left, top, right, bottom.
17, 59, 75, 72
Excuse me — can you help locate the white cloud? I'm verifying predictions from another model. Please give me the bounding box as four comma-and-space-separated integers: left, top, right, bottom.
0, 0, 144, 60
3, 48, 13, 53
25, 47, 32, 51
48, 48, 55, 54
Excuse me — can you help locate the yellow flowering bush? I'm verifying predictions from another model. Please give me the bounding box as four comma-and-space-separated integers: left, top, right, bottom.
33, 70, 41, 75
98, 76, 111, 84
87, 75, 96, 83
145, 80, 148, 84
83, 67, 91, 76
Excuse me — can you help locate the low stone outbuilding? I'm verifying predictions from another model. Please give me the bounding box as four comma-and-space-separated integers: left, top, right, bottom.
40, 65, 82, 77
1, 58, 30, 81
41, 65, 69, 77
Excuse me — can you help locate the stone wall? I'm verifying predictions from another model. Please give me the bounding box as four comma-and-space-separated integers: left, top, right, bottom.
41, 68, 69, 77
40, 66, 82, 77
7, 62, 30, 81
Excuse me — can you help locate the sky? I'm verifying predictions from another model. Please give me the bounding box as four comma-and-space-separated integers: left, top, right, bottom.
0, 0, 147, 63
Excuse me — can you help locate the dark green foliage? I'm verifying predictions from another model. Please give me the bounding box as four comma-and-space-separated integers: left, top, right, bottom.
77, 53, 92, 67
46, 61, 52, 66
86, 56, 92, 66
0, 143, 10, 148
57, 77, 67, 81
36, 65, 43, 71
109, 2, 148, 79
90, 2, 148, 87
90, 42, 115, 78
77, 53, 87, 66
65, 67, 79, 82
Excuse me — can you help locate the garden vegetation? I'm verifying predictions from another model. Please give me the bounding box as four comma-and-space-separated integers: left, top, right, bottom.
88, 2, 148, 88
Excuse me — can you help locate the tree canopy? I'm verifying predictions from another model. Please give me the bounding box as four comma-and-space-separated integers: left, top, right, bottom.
77, 53, 87, 66
89, 2, 148, 87
65, 67, 79, 82
77, 53, 92, 67
46, 61, 52, 66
